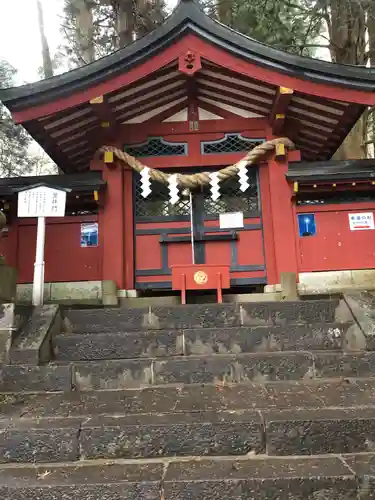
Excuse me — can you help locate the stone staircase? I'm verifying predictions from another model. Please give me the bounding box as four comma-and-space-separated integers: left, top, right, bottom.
1, 298, 375, 498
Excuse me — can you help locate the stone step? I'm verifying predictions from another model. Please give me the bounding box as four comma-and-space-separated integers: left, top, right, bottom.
0, 418, 81, 464
0, 411, 264, 464
0, 454, 371, 499
2, 350, 375, 392
1, 379, 375, 419
63, 299, 341, 333
265, 407, 375, 456
71, 350, 375, 390
53, 322, 351, 362
3, 405, 375, 464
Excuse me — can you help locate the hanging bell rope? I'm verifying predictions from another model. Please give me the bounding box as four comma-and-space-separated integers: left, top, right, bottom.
98, 137, 294, 190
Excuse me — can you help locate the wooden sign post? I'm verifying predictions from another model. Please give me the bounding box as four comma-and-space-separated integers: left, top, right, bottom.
17, 184, 70, 306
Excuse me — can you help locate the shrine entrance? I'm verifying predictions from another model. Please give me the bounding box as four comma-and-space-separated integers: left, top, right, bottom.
133, 166, 267, 291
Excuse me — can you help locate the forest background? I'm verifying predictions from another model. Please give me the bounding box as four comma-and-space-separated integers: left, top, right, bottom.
0, 0, 374, 176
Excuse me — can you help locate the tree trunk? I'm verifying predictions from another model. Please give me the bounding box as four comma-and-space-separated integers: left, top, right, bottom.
74, 0, 95, 63
116, 0, 134, 47
217, 0, 233, 26
328, 0, 367, 159
36, 0, 53, 77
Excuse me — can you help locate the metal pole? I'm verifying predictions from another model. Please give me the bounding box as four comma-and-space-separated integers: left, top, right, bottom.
32, 216, 46, 306
189, 190, 195, 264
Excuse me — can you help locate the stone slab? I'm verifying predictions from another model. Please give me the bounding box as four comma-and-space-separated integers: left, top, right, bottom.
54, 330, 184, 361
80, 411, 264, 459
280, 271, 299, 300
154, 352, 314, 385
64, 307, 150, 333
0, 303, 15, 365
3, 379, 373, 420
313, 352, 375, 378
343, 291, 375, 350
0, 455, 359, 500
16, 283, 52, 304
240, 299, 339, 326
0, 418, 80, 464
11, 305, 61, 365
149, 304, 240, 329
265, 407, 375, 455
0, 264, 17, 302
102, 280, 118, 306
343, 454, 375, 500
0, 483, 161, 500
164, 456, 357, 500
73, 359, 153, 390
0, 364, 72, 392
184, 323, 347, 355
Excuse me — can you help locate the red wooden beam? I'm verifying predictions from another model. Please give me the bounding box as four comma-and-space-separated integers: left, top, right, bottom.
120, 117, 267, 140
270, 87, 294, 135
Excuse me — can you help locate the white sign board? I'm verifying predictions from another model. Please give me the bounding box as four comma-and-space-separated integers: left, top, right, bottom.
349, 212, 374, 231
219, 212, 244, 229
18, 186, 67, 218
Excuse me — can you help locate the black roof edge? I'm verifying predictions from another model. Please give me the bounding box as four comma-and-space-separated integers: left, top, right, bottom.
1, 0, 375, 112
0, 172, 105, 195
287, 159, 375, 182
15, 183, 72, 193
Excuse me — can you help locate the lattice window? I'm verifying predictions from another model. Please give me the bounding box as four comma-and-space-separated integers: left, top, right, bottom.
135, 176, 190, 217
203, 168, 259, 215
125, 137, 187, 157
134, 168, 259, 218
201, 134, 264, 154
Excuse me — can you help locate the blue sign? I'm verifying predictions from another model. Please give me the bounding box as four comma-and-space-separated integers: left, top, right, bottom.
81, 222, 98, 247
298, 214, 316, 237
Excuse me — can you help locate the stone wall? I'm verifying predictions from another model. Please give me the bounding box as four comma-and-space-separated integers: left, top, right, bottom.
16, 280, 117, 306
0, 264, 17, 303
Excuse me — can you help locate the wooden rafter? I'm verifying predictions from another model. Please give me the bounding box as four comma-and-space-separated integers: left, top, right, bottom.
197, 99, 243, 119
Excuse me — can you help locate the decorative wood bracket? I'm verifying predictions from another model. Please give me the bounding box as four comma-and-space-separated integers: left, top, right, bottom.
178, 50, 202, 76
270, 87, 294, 135
89, 95, 117, 132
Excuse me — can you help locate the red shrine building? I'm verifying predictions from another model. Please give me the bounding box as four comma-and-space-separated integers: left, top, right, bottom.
1, 0, 375, 301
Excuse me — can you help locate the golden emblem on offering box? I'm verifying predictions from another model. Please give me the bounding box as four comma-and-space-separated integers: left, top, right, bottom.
194, 270, 208, 285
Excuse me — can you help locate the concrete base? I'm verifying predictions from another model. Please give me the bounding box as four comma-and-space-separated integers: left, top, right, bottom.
17, 281, 118, 306
0, 264, 17, 303
265, 269, 375, 296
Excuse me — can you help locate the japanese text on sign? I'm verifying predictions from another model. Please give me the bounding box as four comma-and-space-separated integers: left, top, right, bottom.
348, 212, 374, 231
18, 186, 67, 218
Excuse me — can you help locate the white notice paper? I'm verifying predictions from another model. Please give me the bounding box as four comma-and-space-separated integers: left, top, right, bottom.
18, 186, 67, 218
219, 212, 244, 229
348, 212, 375, 231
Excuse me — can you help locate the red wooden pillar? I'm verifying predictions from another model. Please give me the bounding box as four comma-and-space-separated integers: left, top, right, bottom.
123, 168, 135, 290
99, 163, 125, 289
259, 162, 277, 285
267, 155, 298, 284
